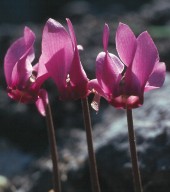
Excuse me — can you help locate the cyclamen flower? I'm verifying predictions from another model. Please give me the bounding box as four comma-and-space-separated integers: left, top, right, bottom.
44, 18, 89, 100
4, 27, 49, 116
89, 23, 166, 111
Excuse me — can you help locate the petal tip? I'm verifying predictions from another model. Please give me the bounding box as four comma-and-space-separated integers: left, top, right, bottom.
103, 24, 110, 52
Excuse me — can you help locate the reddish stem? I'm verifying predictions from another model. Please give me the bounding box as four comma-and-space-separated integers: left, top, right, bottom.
45, 102, 61, 192
126, 108, 143, 192
81, 97, 101, 192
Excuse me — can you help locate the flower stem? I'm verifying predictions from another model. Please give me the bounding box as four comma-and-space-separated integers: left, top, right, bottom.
45, 102, 61, 192
126, 108, 143, 192
81, 97, 101, 192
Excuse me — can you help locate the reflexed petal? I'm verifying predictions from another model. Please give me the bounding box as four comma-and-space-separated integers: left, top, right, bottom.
46, 48, 70, 90
66, 18, 87, 83
124, 66, 142, 96
36, 56, 48, 82
69, 60, 89, 99
96, 52, 109, 93
66, 19, 84, 51
42, 18, 74, 87
35, 89, 48, 116
65, 18, 89, 99
109, 53, 124, 73
103, 24, 109, 52
145, 62, 166, 91
70, 55, 88, 84
132, 31, 159, 88
66, 18, 77, 49
96, 51, 123, 94
24, 27, 35, 62
70, 51, 88, 96
4, 27, 35, 85
31, 62, 49, 90
11, 56, 33, 88
116, 22, 137, 66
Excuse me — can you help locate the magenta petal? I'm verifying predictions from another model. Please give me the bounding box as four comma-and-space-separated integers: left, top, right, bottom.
66, 19, 84, 51
4, 27, 35, 85
145, 62, 166, 91
124, 68, 142, 96
116, 22, 137, 66
96, 51, 123, 94
24, 27, 35, 62
132, 31, 159, 88
31, 62, 49, 90
11, 57, 33, 88
58, 58, 88, 100
88, 79, 107, 99
66, 18, 88, 84
68, 56, 89, 99
66, 18, 77, 48
103, 24, 109, 52
110, 95, 143, 109
42, 18, 74, 87
69, 55, 88, 83
109, 53, 124, 73
35, 89, 48, 116
66, 19, 89, 98
96, 52, 110, 93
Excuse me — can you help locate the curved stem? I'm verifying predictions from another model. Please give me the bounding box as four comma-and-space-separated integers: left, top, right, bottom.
81, 97, 101, 192
45, 102, 61, 192
126, 108, 143, 192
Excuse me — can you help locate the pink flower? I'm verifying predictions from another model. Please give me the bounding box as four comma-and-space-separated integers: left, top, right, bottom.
44, 18, 89, 100
89, 23, 166, 111
4, 27, 49, 116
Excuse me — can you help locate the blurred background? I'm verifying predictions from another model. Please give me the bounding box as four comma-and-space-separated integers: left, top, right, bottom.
0, 0, 151, 23
0, 0, 170, 192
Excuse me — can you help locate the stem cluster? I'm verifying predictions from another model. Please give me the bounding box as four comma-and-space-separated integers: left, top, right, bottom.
45, 98, 143, 192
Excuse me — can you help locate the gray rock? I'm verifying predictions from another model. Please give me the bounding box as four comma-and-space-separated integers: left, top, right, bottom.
0, 140, 34, 178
